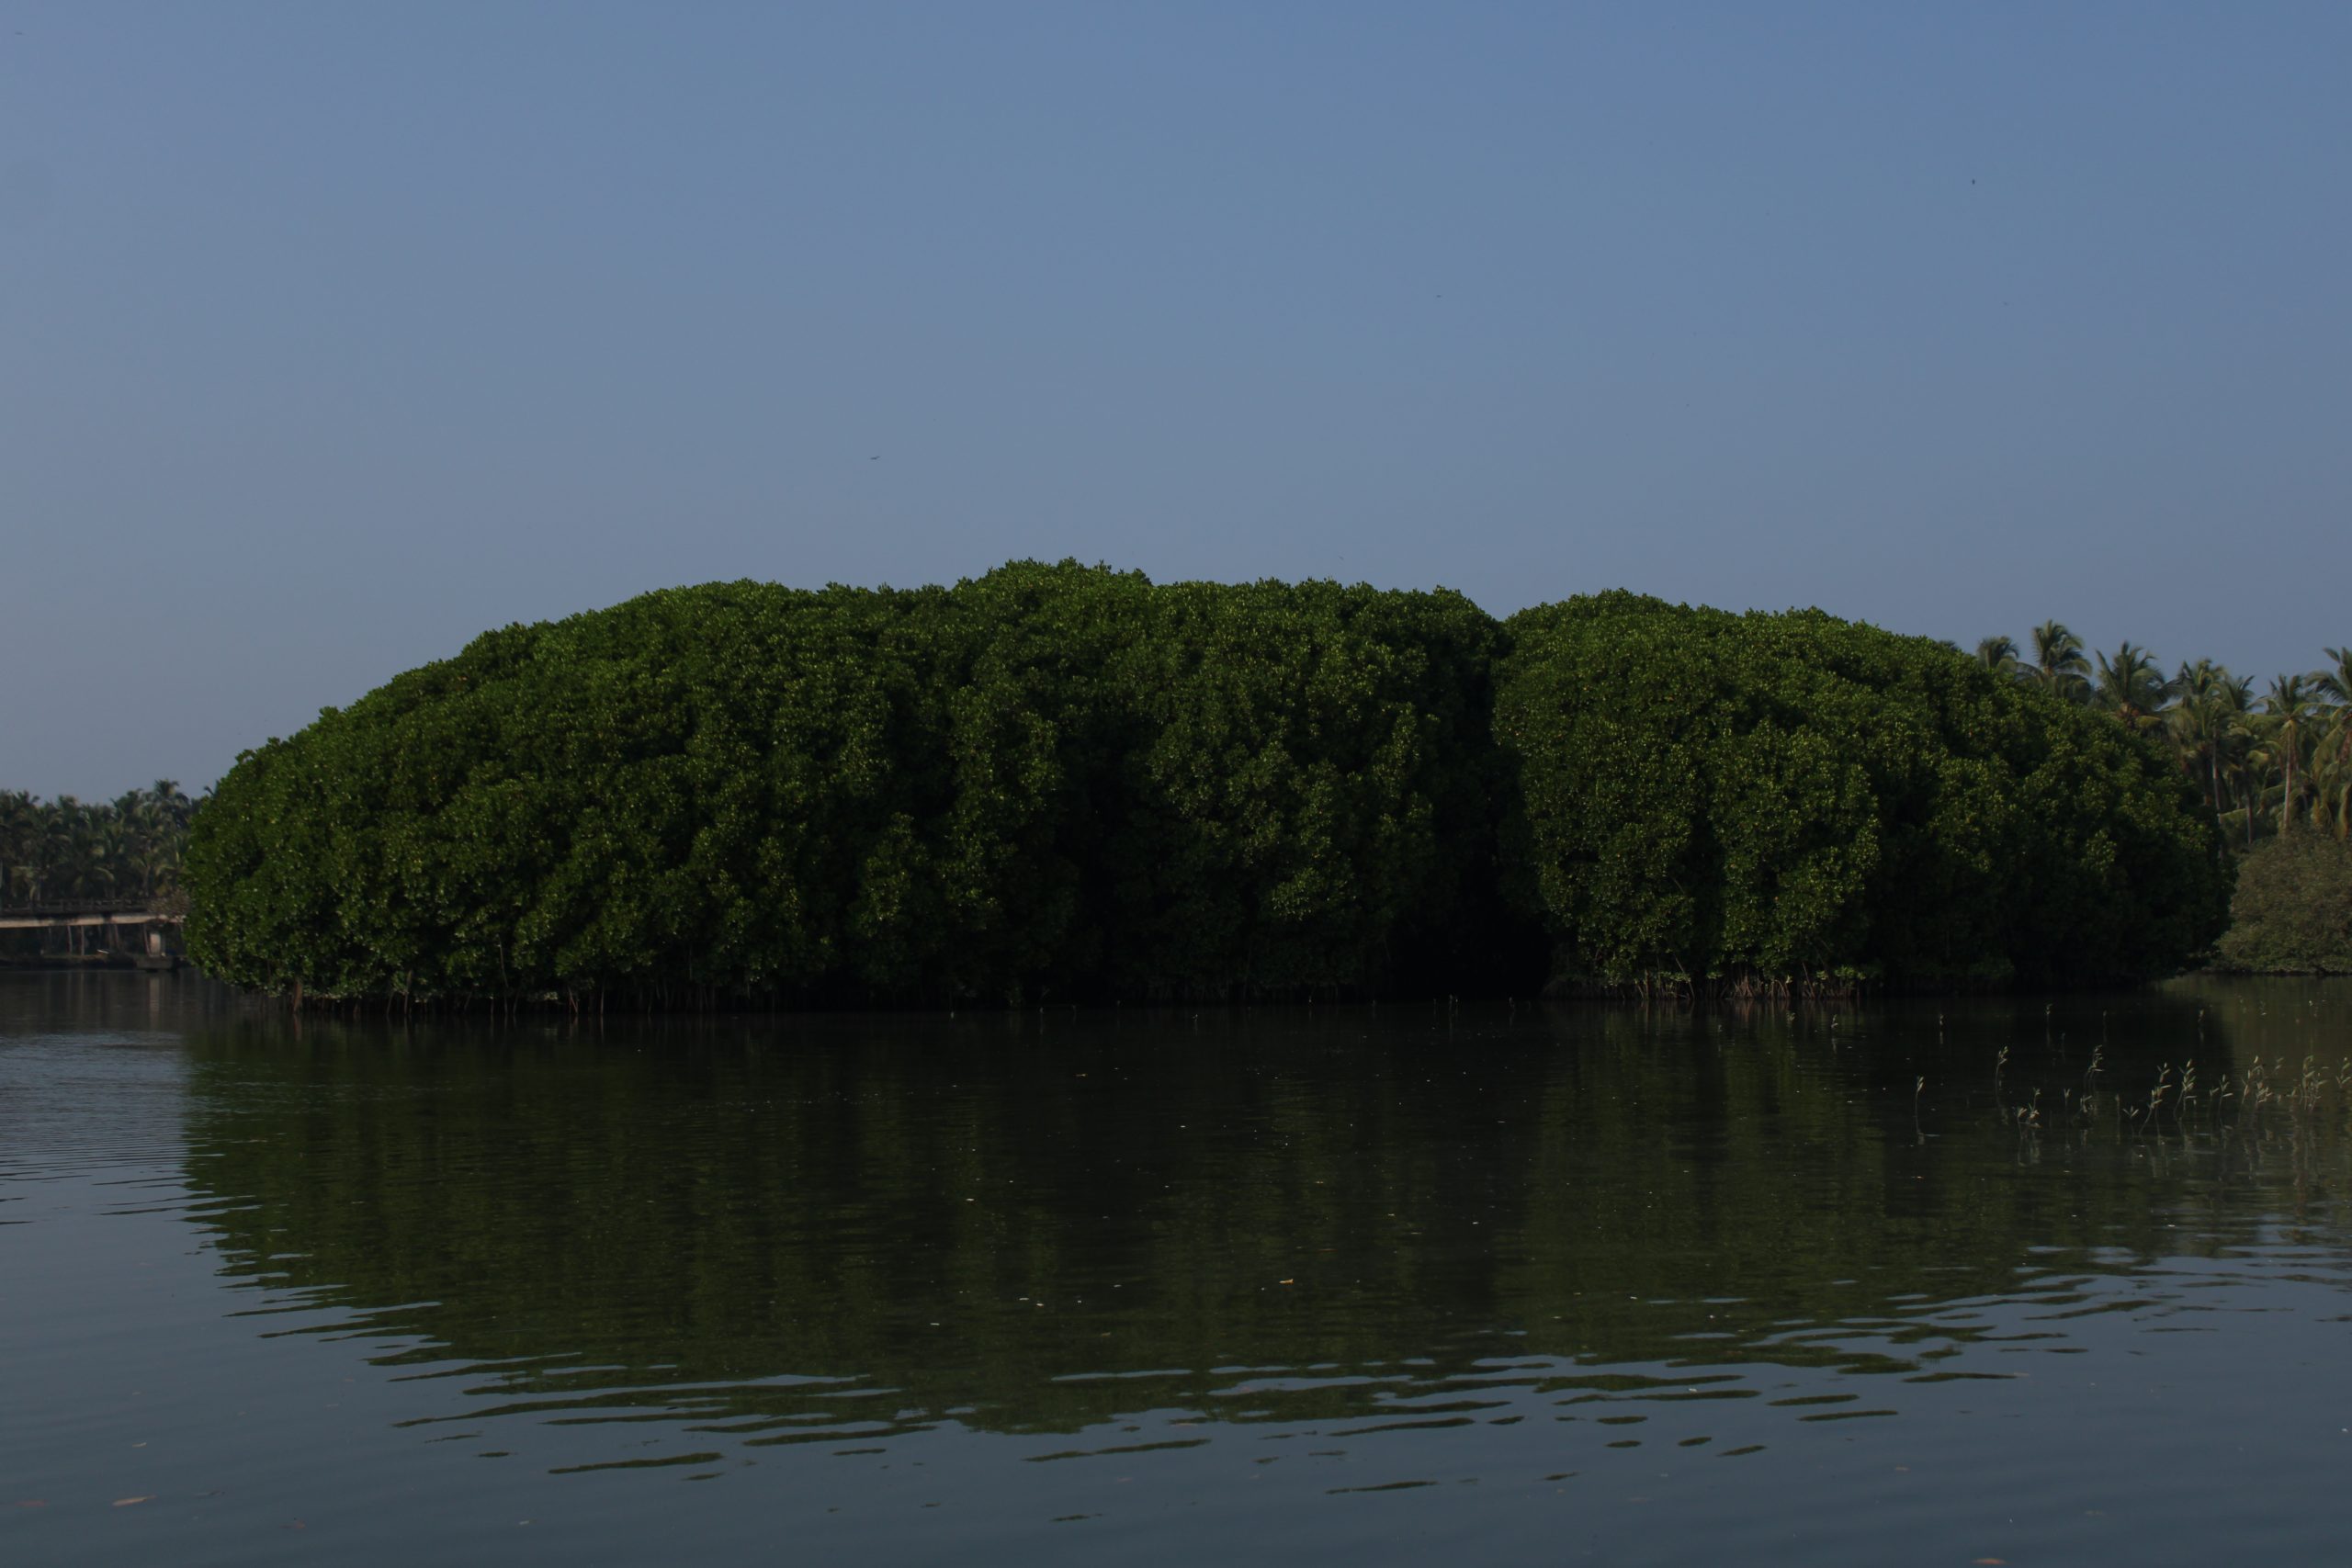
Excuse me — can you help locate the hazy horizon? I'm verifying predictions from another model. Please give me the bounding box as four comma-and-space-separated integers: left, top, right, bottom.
7, 4, 2346, 800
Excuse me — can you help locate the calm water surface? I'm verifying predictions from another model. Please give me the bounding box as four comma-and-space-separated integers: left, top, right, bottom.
6, 974, 2352, 1564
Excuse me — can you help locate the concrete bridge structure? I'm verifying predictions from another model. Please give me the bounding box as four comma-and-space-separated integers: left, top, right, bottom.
0, 899, 185, 966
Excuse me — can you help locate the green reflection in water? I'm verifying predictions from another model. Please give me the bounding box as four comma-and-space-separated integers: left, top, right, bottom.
175, 981, 2352, 1462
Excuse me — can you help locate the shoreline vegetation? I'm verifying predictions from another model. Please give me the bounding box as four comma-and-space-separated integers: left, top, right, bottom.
10, 565, 2349, 1003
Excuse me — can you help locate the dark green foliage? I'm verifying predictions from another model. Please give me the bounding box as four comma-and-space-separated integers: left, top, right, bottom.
185, 563, 1510, 1003
0, 784, 193, 906
2213, 830, 2352, 974
186, 570, 2233, 1005
1495, 593, 2229, 989
1096, 577, 1515, 995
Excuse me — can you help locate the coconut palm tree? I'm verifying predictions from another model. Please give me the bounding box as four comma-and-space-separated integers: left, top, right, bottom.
2095, 642, 2173, 734
2317, 649, 2352, 709
2169, 660, 2248, 843
161, 781, 191, 829
0, 791, 36, 904
2028, 621, 2092, 705
2315, 735, 2352, 841
2312, 649, 2352, 840
2254, 674, 2322, 832
1975, 635, 2020, 676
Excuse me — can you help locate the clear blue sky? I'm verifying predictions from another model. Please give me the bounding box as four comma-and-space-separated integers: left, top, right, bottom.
6, 2, 2346, 799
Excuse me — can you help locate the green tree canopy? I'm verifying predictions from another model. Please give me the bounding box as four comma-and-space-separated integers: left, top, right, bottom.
1494, 593, 2229, 989
186, 570, 2237, 1004
185, 563, 1510, 1004
2212, 829, 2352, 975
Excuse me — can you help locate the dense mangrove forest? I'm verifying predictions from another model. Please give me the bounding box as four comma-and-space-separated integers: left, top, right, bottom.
155, 559, 2352, 1008
13, 568, 2339, 997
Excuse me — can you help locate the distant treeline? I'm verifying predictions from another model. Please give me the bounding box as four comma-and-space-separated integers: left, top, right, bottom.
1971, 625, 2352, 846
1964, 625, 2352, 977
1, 784, 194, 906
175, 563, 2346, 1006
0, 784, 194, 959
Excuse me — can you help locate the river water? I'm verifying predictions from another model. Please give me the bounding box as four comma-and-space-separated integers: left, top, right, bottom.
5, 973, 2351, 1564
